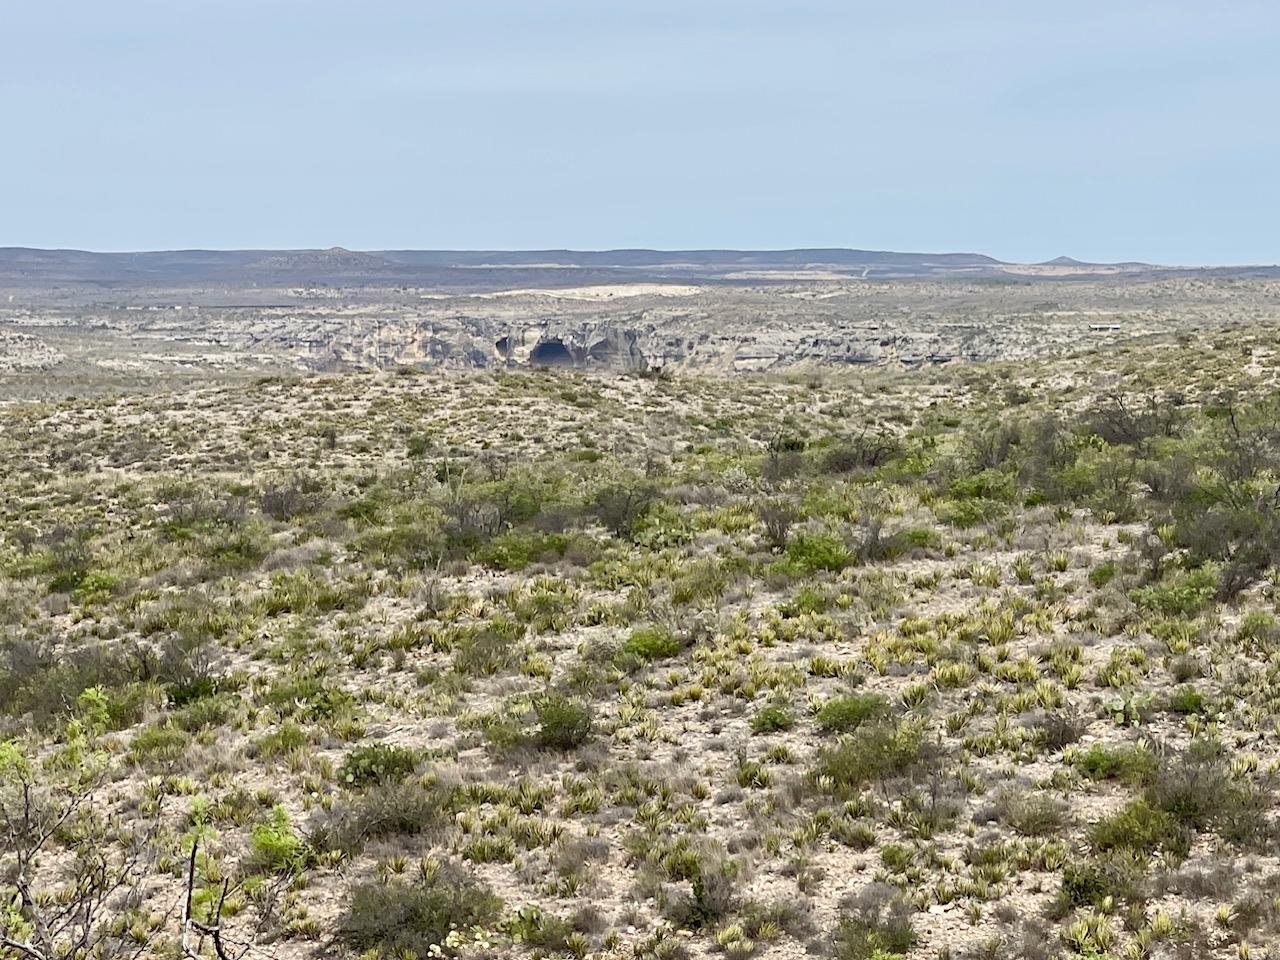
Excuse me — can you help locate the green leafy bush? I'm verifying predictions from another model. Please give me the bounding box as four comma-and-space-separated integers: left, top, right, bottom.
310, 782, 449, 854
781, 533, 852, 575
1073, 742, 1157, 787
254, 722, 308, 757
342, 862, 502, 958
813, 719, 929, 796
173, 693, 235, 732
1088, 561, 1118, 588
1056, 851, 1148, 910
1129, 567, 1217, 618
72, 569, 121, 604
833, 883, 917, 960
77, 683, 152, 733
991, 787, 1069, 837
933, 497, 1008, 529
589, 483, 656, 540
1089, 798, 1188, 858
535, 693, 594, 749
948, 468, 1016, 502
1236, 610, 1280, 646
816, 694, 890, 734
339, 742, 419, 787
128, 723, 191, 769
475, 530, 570, 571
247, 805, 312, 875
256, 570, 366, 616
750, 704, 796, 735
1167, 685, 1206, 715
622, 626, 681, 663
263, 675, 356, 722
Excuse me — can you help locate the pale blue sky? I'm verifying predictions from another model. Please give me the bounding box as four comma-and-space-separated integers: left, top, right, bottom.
3, 1, 1278, 263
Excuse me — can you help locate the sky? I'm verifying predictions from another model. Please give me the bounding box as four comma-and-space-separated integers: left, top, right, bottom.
3, 1, 1279, 263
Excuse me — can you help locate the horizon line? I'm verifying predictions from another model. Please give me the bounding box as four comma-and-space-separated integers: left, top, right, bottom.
3, 244, 1277, 270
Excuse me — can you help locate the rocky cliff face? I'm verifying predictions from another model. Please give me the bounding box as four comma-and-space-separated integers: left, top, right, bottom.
4, 275, 1239, 378
0, 331, 64, 372
303, 315, 1030, 373
492, 323, 650, 370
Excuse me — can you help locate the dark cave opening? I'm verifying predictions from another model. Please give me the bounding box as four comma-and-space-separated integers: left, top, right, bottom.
529, 339, 575, 367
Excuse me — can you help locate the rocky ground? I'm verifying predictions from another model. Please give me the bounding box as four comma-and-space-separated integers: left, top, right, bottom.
4, 276, 1279, 385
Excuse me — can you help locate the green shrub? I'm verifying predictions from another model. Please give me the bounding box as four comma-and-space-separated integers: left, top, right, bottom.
1167, 685, 1206, 715
259, 478, 325, 520
72, 569, 121, 604
1236, 610, 1280, 646
1088, 561, 1118, 588
168, 675, 220, 708
173, 693, 234, 732
406, 433, 431, 458
1148, 745, 1237, 832
201, 528, 269, 574
816, 694, 890, 734
257, 571, 365, 616
589, 483, 656, 540
893, 527, 941, 552
781, 533, 852, 575
44, 539, 93, 593
500, 904, 578, 954
263, 676, 356, 722
475, 530, 570, 571
342, 862, 502, 958
247, 805, 311, 875
879, 844, 913, 874
254, 722, 308, 757
813, 719, 928, 796
778, 587, 828, 618
1089, 798, 1188, 858
1129, 567, 1217, 618
934, 497, 1007, 529
833, 883, 917, 960
339, 743, 419, 787
0, 638, 135, 731
948, 468, 1016, 502
819, 435, 901, 474
750, 704, 795, 735
992, 787, 1069, 837
310, 783, 449, 854
622, 626, 681, 663
1056, 851, 1148, 910
453, 625, 521, 677
77, 683, 152, 733
1073, 742, 1157, 787
535, 693, 594, 750
128, 723, 191, 769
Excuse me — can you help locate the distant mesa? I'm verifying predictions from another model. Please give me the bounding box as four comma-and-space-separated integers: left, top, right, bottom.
0, 246, 1270, 296
244, 248, 394, 273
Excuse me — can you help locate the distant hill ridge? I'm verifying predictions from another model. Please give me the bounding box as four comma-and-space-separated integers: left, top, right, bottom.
0, 246, 1272, 294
